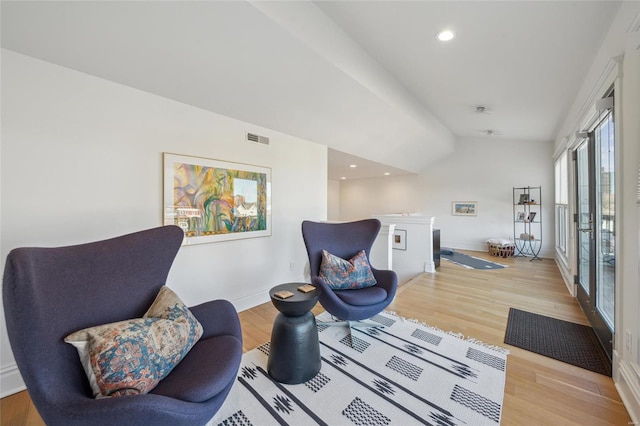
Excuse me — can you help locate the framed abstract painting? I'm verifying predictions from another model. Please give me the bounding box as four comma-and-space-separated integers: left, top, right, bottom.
163, 153, 271, 244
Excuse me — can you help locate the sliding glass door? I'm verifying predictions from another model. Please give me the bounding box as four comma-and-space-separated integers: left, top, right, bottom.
574, 105, 615, 360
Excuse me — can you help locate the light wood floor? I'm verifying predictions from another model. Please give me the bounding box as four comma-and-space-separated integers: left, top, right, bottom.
1, 251, 631, 425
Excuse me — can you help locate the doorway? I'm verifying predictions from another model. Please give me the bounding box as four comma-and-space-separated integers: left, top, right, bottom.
574, 97, 615, 360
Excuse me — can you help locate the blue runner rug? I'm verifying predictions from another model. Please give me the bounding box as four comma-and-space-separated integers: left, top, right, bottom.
208, 311, 509, 425
441, 249, 506, 270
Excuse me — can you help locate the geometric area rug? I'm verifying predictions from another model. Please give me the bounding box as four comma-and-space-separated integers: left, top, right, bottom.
504, 308, 611, 377
208, 311, 510, 425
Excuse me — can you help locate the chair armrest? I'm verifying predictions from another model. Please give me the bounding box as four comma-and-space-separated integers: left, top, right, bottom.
189, 299, 242, 342
371, 268, 398, 297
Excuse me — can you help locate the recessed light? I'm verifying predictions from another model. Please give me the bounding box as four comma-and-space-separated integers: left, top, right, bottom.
384, 172, 391, 176
349, 164, 357, 168
436, 30, 455, 42
340, 177, 346, 180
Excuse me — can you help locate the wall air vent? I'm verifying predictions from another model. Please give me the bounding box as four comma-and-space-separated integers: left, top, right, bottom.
247, 132, 270, 146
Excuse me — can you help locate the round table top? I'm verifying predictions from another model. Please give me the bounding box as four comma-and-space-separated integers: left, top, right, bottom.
269, 282, 319, 317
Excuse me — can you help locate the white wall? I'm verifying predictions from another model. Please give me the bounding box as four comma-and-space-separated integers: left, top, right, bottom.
327, 179, 340, 221
0, 50, 328, 396
339, 137, 555, 257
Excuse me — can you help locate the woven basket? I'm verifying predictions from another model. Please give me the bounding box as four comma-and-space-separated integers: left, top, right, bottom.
487, 242, 514, 258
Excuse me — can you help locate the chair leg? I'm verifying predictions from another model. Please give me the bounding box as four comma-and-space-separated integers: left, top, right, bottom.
317, 316, 385, 348
350, 320, 384, 329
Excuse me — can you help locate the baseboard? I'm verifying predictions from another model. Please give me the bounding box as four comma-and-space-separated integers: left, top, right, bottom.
0, 364, 26, 398
444, 241, 554, 259
616, 360, 640, 424
442, 241, 488, 253
232, 288, 272, 313
555, 257, 576, 297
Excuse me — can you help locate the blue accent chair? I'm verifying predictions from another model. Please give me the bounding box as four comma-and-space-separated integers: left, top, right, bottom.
301, 219, 398, 324
3, 225, 242, 426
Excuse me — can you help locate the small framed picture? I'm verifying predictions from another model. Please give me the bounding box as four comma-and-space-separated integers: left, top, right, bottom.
518, 194, 530, 204
452, 201, 477, 216
516, 212, 526, 222
527, 212, 537, 222
393, 229, 407, 250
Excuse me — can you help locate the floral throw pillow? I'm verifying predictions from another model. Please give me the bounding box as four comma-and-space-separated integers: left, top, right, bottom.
65, 286, 203, 398
319, 249, 377, 290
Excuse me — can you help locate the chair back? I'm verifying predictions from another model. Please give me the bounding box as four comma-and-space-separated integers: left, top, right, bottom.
301, 219, 381, 277
2, 226, 184, 414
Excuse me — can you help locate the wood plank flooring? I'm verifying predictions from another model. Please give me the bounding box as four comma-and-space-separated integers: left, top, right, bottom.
1, 251, 631, 425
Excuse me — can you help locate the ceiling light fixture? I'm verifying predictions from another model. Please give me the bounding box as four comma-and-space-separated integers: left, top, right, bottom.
384, 172, 391, 176
349, 164, 357, 168
436, 30, 455, 42
340, 177, 346, 180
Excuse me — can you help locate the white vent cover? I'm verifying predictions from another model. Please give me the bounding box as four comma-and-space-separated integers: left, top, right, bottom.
247, 133, 270, 146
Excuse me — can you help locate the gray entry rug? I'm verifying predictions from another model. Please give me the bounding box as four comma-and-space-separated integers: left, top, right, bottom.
441, 249, 506, 270
209, 311, 509, 426
504, 308, 611, 376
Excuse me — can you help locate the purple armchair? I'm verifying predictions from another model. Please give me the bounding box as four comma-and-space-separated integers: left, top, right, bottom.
3, 225, 242, 426
301, 219, 397, 324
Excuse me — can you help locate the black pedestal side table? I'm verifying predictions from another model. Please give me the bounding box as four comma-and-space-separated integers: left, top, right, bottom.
267, 282, 321, 384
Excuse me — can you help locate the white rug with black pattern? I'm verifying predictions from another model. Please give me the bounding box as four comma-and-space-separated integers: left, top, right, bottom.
209, 311, 509, 426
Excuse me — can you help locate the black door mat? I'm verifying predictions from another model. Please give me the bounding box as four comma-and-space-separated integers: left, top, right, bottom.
504, 308, 611, 376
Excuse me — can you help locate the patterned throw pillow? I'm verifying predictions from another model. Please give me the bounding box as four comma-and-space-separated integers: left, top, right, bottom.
319, 249, 377, 290
65, 286, 203, 398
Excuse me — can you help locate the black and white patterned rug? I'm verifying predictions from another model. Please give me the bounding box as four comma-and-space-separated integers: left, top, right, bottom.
208, 311, 509, 426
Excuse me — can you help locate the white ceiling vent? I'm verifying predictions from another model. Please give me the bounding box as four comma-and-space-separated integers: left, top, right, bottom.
247, 132, 270, 146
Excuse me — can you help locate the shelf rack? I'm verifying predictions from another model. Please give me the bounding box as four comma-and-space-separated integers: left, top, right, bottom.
513, 186, 542, 261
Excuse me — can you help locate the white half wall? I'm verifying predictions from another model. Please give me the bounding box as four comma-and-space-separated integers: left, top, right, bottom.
0, 50, 327, 396
339, 138, 555, 257
327, 179, 340, 221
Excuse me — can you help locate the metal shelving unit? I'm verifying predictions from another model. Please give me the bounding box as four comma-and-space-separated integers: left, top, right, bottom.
513, 186, 542, 260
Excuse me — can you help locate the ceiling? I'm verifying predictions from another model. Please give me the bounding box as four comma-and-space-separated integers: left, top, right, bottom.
1, 1, 621, 180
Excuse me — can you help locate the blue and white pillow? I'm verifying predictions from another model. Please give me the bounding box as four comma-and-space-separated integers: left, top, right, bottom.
319, 249, 377, 290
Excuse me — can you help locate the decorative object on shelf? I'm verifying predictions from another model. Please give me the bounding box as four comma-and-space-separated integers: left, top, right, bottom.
518, 194, 530, 204
452, 201, 477, 216
393, 229, 407, 250
513, 186, 542, 260
163, 153, 271, 245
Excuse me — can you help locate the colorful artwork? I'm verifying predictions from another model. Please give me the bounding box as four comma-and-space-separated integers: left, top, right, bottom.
164, 153, 271, 244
